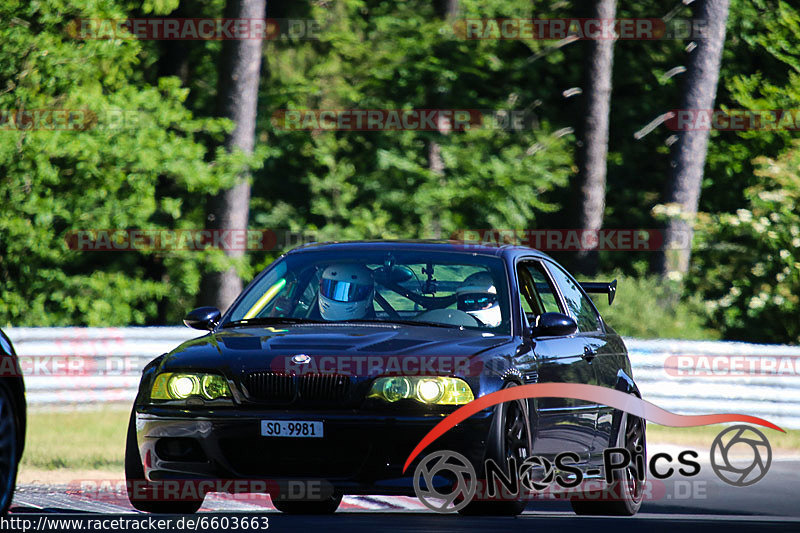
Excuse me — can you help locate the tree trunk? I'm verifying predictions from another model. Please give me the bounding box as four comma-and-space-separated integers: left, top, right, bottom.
434, 0, 458, 18
656, 0, 730, 279
428, 0, 458, 238
574, 0, 617, 276
428, 139, 445, 238
201, 0, 266, 312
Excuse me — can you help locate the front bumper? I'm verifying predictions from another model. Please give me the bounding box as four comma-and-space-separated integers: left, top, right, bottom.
135, 406, 492, 496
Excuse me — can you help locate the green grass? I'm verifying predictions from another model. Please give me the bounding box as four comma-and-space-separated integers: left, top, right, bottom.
589, 272, 719, 340
647, 423, 800, 452
21, 406, 129, 470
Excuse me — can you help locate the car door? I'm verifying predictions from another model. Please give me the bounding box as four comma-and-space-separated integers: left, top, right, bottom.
515, 259, 597, 464
542, 260, 613, 461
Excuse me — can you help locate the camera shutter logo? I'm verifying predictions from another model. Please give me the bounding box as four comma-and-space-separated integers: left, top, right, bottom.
519, 456, 555, 492
413, 450, 477, 513
710, 425, 772, 487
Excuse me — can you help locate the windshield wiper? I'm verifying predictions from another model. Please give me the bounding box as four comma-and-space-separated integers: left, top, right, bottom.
221, 317, 325, 328
341, 318, 463, 329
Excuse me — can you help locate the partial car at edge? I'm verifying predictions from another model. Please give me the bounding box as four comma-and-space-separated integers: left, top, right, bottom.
0, 328, 26, 516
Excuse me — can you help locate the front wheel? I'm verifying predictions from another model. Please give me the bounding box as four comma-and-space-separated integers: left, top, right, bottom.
459, 382, 531, 516
571, 411, 646, 516
124, 409, 204, 514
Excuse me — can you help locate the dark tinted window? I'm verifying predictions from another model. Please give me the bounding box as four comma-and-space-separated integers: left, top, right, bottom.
225, 250, 512, 334
517, 261, 561, 325
545, 262, 601, 332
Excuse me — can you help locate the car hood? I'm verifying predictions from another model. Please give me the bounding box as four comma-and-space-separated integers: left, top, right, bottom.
159, 323, 511, 376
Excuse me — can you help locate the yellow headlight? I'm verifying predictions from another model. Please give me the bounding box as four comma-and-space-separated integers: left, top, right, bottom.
368, 376, 474, 405
201, 374, 230, 399
151, 372, 231, 401
416, 379, 444, 403
382, 377, 411, 402
170, 375, 199, 398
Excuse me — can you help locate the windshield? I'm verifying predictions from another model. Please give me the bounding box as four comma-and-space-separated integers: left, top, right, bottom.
224, 249, 511, 334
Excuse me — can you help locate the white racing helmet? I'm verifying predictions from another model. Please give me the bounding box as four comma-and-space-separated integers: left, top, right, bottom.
318, 264, 374, 321
456, 271, 501, 327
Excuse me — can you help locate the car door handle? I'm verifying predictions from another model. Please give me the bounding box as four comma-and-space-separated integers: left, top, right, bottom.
582, 346, 597, 362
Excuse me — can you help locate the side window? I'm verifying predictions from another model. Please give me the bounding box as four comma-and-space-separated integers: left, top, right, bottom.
517, 261, 561, 325
545, 262, 602, 332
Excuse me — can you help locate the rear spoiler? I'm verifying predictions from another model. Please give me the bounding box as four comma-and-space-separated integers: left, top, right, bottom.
580, 279, 617, 305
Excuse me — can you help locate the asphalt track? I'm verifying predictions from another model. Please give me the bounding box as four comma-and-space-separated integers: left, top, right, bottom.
9, 456, 800, 532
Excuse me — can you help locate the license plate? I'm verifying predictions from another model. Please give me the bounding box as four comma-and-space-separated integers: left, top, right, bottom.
261, 420, 323, 438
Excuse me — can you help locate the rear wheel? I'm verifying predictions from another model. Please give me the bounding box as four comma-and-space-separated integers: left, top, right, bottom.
0, 383, 19, 516
571, 411, 646, 516
271, 493, 342, 514
125, 409, 204, 514
459, 382, 531, 516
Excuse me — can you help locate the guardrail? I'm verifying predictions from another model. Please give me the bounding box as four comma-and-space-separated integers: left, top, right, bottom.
5, 328, 800, 428
627, 338, 800, 429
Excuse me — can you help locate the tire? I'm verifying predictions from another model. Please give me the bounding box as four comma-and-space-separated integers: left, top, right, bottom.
125, 409, 204, 514
570, 410, 646, 516
459, 382, 531, 516
0, 382, 19, 516
271, 493, 342, 515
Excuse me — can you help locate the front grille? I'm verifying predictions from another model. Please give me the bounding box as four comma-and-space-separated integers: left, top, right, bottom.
298, 373, 351, 402
243, 372, 295, 403
243, 372, 351, 405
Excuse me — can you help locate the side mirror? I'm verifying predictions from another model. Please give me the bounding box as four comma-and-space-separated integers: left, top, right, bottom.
530, 312, 577, 337
183, 307, 221, 331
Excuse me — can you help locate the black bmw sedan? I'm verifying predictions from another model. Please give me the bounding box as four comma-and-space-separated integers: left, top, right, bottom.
0, 328, 26, 516
126, 241, 645, 516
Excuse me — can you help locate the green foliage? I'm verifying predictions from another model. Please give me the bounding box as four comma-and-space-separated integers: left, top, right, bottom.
253, 0, 573, 243
0, 1, 247, 326
600, 0, 800, 262
687, 0, 800, 343
0, 0, 797, 344
590, 270, 718, 340
703, 0, 800, 213
0, 0, 577, 326
690, 142, 800, 344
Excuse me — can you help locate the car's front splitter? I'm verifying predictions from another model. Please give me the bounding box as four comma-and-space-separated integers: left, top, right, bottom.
134, 407, 492, 496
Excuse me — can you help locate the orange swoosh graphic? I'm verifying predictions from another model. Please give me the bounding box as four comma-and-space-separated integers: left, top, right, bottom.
402, 383, 784, 473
